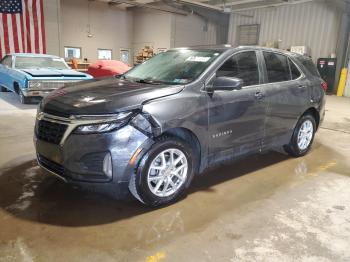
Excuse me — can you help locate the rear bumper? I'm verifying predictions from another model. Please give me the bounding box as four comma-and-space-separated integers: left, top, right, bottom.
318, 92, 326, 128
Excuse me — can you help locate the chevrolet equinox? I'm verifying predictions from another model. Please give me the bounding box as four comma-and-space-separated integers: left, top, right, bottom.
34, 46, 326, 206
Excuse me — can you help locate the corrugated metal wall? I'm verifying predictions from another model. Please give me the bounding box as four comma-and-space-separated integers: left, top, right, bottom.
228, 1, 341, 62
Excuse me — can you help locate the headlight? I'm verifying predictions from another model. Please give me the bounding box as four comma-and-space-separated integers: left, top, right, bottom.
28, 81, 42, 89
130, 114, 152, 134
73, 112, 133, 134
75, 122, 122, 134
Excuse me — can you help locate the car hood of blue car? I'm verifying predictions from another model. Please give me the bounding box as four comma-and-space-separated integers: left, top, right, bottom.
21, 68, 90, 78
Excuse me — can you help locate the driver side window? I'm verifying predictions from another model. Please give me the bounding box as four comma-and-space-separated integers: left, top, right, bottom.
216, 51, 259, 87
1, 56, 12, 68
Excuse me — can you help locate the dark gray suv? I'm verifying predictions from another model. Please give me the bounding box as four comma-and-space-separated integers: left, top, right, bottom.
34, 46, 326, 206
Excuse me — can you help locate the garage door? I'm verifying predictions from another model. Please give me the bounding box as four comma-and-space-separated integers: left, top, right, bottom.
238, 24, 260, 46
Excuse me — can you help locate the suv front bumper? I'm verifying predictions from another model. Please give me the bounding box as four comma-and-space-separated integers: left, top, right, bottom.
34, 122, 153, 185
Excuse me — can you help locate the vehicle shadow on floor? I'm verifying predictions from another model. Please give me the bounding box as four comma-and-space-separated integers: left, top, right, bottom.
0, 92, 39, 110
0, 143, 345, 227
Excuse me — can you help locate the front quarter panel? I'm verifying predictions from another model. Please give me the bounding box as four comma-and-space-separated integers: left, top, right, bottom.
142, 84, 209, 170
0, 64, 9, 89
0, 66, 28, 90
11, 69, 29, 89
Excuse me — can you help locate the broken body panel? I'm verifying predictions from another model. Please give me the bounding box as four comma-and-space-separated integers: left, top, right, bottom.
34, 46, 325, 195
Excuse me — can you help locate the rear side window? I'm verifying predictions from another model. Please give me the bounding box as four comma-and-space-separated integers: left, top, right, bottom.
1, 55, 12, 67
263, 52, 290, 83
290, 59, 301, 80
300, 57, 320, 77
216, 51, 259, 86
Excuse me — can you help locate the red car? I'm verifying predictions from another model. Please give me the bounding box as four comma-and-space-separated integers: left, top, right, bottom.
88, 60, 131, 78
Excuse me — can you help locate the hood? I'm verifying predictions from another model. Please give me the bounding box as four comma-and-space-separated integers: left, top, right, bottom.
41, 77, 184, 117
22, 68, 89, 78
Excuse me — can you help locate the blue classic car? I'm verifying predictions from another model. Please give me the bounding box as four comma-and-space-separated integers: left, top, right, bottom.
0, 53, 92, 104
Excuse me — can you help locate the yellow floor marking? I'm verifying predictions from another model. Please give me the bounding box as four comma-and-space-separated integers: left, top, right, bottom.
146, 251, 166, 262
308, 161, 337, 176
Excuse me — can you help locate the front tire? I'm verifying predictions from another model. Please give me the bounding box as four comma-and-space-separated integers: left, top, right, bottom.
129, 136, 195, 207
19, 89, 30, 104
284, 114, 316, 157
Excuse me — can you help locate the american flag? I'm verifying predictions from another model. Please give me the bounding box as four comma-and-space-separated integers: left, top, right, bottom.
0, 0, 46, 59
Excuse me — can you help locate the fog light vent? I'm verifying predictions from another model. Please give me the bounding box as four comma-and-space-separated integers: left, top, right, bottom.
103, 153, 113, 178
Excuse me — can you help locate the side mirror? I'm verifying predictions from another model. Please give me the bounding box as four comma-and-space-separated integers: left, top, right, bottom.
210, 76, 243, 91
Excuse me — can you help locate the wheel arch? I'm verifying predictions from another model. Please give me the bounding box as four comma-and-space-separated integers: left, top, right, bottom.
162, 127, 202, 174
302, 107, 320, 130
13, 81, 20, 94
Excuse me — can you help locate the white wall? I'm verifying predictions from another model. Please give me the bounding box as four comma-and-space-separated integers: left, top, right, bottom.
132, 8, 218, 50
132, 8, 172, 52
228, 1, 341, 61
132, 7, 218, 62
44, 0, 220, 64
60, 0, 133, 64
43, 0, 61, 56
173, 13, 217, 47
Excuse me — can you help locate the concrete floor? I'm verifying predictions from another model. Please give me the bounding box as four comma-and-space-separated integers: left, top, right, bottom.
0, 92, 350, 262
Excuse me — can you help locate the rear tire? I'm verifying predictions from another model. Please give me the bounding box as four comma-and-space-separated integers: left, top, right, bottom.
284, 114, 316, 157
129, 135, 195, 207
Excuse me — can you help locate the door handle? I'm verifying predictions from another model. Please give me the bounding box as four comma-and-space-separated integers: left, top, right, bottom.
254, 91, 265, 100
298, 84, 307, 89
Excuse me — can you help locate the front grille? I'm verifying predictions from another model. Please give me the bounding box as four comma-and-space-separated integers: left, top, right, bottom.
38, 154, 64, 176
36, 120, 67, 144
28, 80, 82, 90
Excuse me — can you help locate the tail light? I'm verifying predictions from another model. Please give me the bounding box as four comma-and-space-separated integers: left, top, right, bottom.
321, 81, 328, 91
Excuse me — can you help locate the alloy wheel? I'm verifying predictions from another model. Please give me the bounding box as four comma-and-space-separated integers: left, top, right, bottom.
297, 119, 314, 150
147, 148, 188, 197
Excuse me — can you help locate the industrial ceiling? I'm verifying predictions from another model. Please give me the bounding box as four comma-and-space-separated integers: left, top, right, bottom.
97, 0, 350, 15
103, 0, 319, 12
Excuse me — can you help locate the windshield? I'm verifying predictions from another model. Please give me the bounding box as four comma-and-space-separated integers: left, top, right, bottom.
15, 56, 69, 70
124, 49, 222, 85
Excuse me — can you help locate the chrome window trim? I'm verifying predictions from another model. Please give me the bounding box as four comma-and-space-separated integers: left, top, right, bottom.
204, 50, 306, 92
203, 50, 262, 91
261, 51, 306, 85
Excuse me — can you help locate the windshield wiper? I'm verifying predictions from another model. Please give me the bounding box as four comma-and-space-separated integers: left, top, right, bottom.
120, 76, 174, 85
135, 79, 164, 85
45, 67, 64, 70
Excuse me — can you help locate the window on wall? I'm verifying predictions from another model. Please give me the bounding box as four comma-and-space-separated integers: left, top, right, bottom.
238, 24, 260, 46
120, 49, 129, 64
64, 47, 81, 60
98, 49, 112, 60
217, 51, 259, 86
